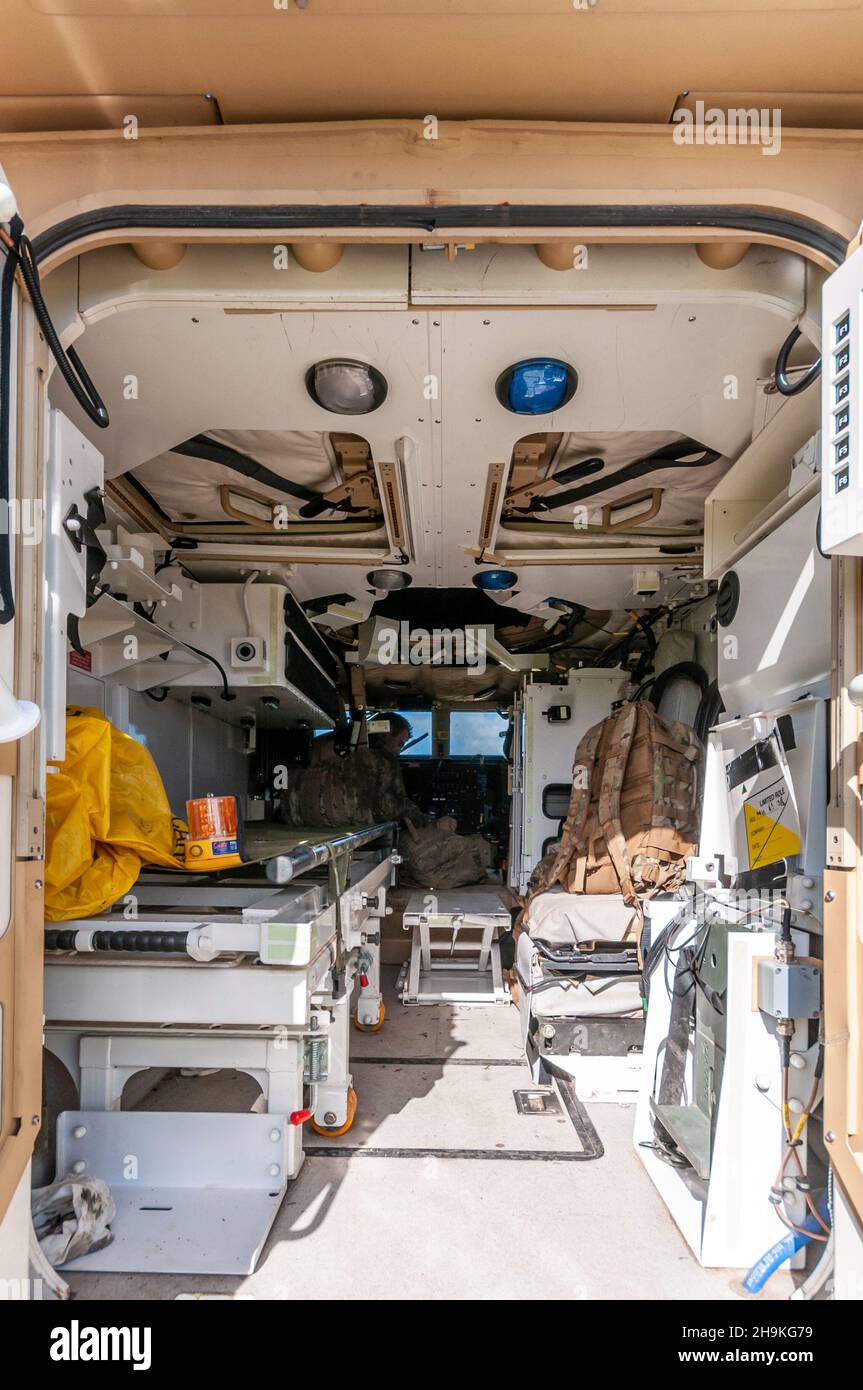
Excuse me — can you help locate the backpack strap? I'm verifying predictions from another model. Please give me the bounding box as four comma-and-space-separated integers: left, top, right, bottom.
524, 717, 603, 910
597, 701, 643, 929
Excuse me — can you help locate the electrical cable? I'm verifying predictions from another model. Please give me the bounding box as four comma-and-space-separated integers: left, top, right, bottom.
242, 569, 260, 634
790, 1226, 834, 1302
650, 660, 709, 710
772, 1042, 830, 1241
130, 603, 234, 702
0, 243, 18, 623
180, 638, 235, 702
774, 326, 822, 398
6, 217, 109, 429
694, 678, 724, 743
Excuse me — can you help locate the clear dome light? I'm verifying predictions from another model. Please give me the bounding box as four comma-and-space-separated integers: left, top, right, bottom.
306, 358, 388, 414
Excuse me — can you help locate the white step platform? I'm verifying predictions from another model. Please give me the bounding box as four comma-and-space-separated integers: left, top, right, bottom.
397, 889, 511, 1005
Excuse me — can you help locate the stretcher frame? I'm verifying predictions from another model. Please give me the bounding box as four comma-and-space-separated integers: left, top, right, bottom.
43, 822, 395, 1275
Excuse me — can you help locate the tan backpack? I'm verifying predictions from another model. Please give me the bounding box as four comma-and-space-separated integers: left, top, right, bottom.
527, 701, 702, 925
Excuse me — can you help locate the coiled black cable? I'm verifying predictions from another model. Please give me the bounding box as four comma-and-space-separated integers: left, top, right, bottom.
694, 677, 724, 743
8, 215, 109, 429
774, 325, 821, 398
0, 245, 17, 622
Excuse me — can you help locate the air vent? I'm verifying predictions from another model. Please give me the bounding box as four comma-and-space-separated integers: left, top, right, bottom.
716, 570, 740, 628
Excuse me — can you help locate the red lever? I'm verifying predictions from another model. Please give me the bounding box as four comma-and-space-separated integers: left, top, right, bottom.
290, 1108, 313, 1126
360, 972, 369, 987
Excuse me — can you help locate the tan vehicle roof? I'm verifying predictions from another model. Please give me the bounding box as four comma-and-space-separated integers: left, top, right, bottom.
1, 0, 863, 133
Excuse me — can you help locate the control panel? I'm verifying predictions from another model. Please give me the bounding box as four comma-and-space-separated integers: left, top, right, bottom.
820, 246, 863, 553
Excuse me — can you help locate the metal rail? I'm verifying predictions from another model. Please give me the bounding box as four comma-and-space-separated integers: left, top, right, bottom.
265, 822, 395, 884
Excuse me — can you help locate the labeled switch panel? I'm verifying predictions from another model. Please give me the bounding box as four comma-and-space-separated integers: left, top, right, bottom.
820, 249, 863, 553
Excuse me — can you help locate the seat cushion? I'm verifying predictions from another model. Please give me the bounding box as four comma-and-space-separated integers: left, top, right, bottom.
531, 975, 643, 1019
525, 890, 637, 946
516, 931, 642, 1019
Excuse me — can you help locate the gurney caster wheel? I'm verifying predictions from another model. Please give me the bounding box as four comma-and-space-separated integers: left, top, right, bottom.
354, 1001, 386, 1033
310, 1086, 357, 1137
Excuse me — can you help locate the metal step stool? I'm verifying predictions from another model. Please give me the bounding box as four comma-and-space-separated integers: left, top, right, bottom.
397, 890, 510, 1005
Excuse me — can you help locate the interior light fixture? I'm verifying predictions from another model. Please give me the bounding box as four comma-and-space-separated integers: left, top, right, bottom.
305, 358, 388, 414
367, 568, 412, 590
473, 568, 518, 592
495, 358, 577, 415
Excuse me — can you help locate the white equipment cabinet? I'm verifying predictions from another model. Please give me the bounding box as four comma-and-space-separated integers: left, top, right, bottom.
43, 824, 394, 1275
635, 908, 820, 1270
638, 697, 826, 1267
716, 493, 830, 718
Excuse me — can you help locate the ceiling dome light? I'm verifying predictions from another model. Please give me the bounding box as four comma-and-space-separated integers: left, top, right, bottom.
367, 568, 412, 591
473, 568, 518, 592
495, 357, 577, 415
306, 358, 388, 415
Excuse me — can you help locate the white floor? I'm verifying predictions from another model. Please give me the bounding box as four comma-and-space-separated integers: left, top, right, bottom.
64, 967, 793, 1302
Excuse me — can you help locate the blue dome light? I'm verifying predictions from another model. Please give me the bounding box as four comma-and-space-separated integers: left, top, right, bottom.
473, 569, 518, 592
496, 358, 577, 415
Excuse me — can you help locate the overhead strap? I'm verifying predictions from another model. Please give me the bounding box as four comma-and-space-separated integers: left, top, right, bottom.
324, 839, 351, 997
171, 434, 351, 512
527, 436, 722, 513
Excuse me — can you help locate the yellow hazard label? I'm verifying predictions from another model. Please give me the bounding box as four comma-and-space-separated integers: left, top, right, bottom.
743, 795, 801, 869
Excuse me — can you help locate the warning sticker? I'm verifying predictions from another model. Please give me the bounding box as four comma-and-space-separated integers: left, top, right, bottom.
743, 775, 801, 869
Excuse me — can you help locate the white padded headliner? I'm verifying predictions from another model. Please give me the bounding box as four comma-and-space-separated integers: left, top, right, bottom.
516, 430, 731, 530
134, 429, 341, 522
47, 242, 807, 611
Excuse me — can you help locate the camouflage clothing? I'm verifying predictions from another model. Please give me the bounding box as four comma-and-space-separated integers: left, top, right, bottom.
281, 737, 491, 888
526, 700, 701, 922
281, 736, 435, 830
399, 824, 492, 890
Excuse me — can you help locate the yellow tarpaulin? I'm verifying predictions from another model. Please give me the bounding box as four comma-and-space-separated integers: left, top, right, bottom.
45, 707, 186, 922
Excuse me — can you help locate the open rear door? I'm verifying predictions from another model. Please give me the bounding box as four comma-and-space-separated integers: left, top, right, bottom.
820, 236, 863, 1234
0, 169, 46, 1278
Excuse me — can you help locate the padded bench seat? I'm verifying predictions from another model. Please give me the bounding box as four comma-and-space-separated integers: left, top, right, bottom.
518, 886, 642, 1023
517, 891, 685, 1092
524, 889, 637, 946
516, 932, 643, 1018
